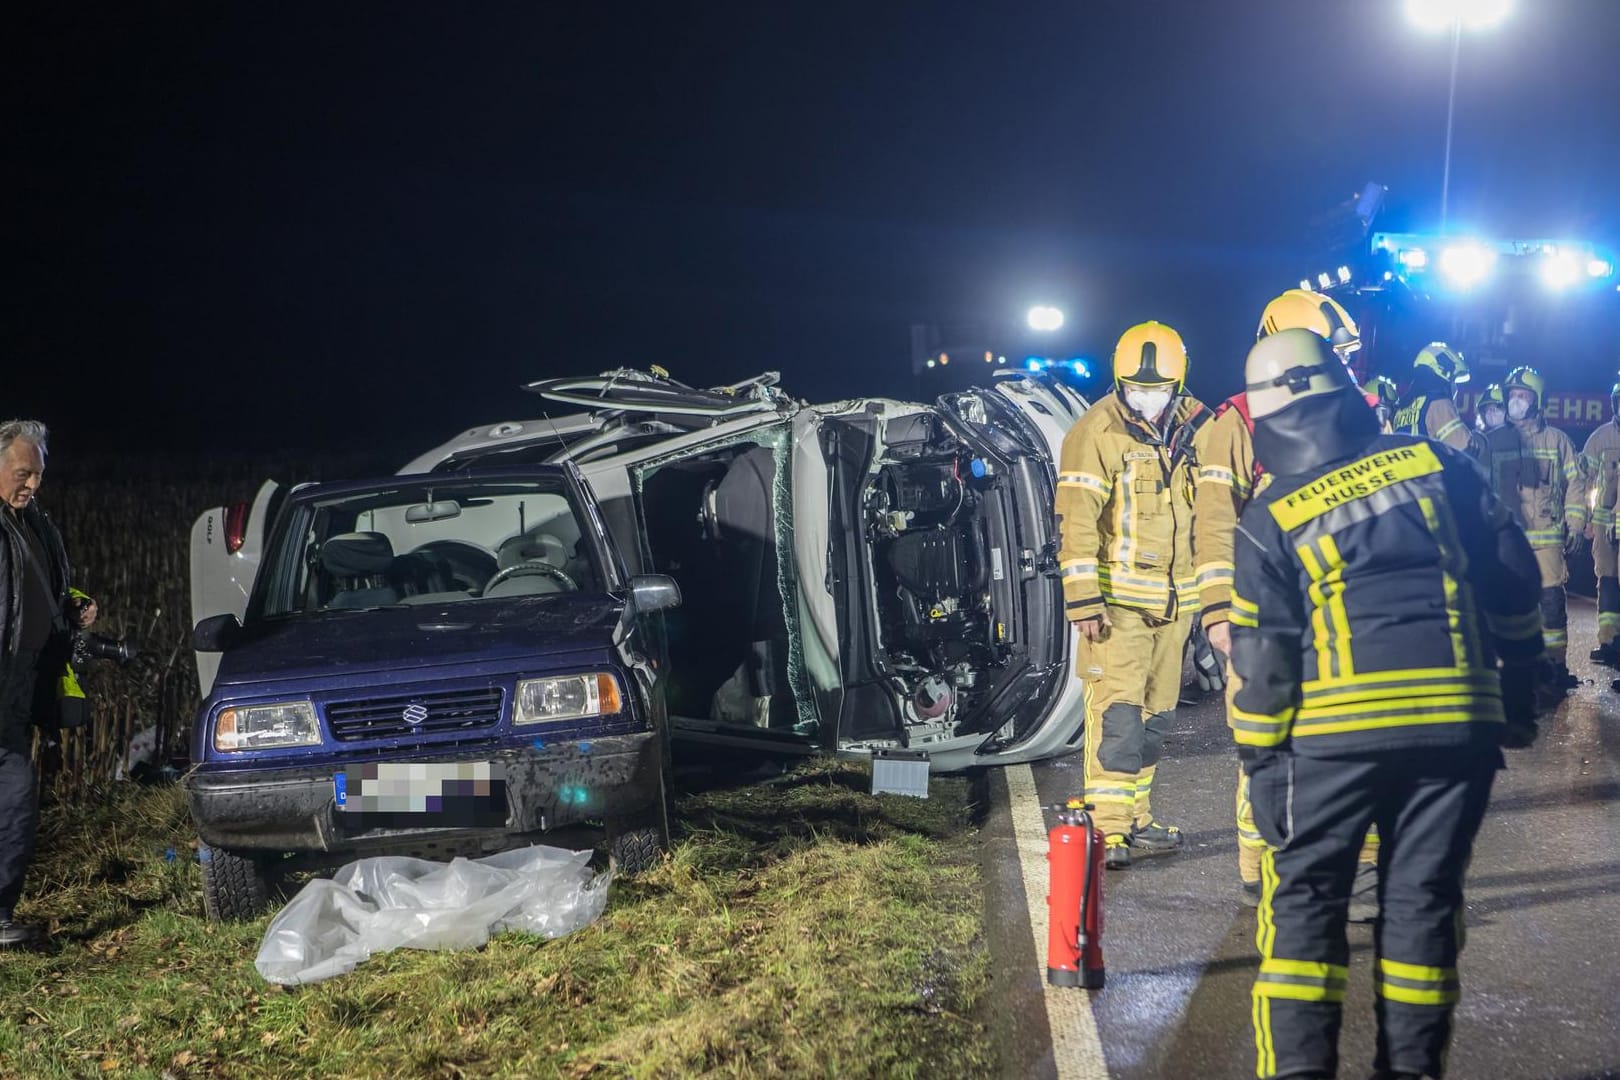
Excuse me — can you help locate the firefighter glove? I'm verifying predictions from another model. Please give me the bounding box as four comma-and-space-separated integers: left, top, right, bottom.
1564, 527, 1584, 557
1191, 628, 1226, 693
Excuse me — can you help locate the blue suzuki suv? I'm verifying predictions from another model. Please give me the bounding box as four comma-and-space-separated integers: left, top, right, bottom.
184, 465, 678, 920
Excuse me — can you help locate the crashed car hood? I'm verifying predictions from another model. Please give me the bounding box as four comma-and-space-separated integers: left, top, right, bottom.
213, 597, 622, 687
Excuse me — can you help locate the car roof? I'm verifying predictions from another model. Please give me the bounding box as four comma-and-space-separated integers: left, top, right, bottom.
286, 463, 577, 502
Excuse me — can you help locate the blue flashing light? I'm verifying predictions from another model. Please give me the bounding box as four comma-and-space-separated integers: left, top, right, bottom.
1067, 359, 1090, 377
1025, 357, 1046, 371
969, 458, 989, 479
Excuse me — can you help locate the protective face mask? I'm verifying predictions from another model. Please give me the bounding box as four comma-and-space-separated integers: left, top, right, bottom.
1124, 388, 1173, 423
1507, 397, 1531, 421
1481, 405, 1505, 431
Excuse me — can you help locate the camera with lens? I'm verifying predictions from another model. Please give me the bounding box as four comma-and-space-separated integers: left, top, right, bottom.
72, 631, 138, 666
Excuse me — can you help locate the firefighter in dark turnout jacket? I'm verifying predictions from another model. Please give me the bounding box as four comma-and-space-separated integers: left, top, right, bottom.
1230, 330, 1543, 1080
1392, 342, 1474, 455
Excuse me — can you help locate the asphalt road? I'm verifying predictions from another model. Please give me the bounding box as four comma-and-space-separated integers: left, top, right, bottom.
983, 596, 1620, 1080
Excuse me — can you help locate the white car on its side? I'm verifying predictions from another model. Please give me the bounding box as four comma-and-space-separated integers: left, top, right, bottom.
192, 368, 1094, 776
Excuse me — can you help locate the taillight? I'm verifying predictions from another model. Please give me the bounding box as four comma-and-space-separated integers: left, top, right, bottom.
224, 502, 250, 554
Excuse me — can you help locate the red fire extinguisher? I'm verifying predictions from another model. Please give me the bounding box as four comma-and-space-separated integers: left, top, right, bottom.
1047, 798, 1105, 989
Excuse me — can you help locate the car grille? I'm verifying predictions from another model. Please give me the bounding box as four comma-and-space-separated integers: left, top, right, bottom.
325, 686, 505, 743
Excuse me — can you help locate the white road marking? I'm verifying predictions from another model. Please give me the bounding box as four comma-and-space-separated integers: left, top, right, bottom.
1006, 762, 1111, 1080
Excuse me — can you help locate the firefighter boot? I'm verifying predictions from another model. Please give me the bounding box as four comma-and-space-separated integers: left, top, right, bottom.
0, 915, 42, 949
1591, 641, 1620, 668
1347, 861, 1380, 923
1130, 821, 1183, 854
1104, 835, 1131, 870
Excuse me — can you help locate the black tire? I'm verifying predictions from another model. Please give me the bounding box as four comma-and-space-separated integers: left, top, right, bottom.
199, 843, 272, 921
607, 823, 666, 875
607, 768, 671, 875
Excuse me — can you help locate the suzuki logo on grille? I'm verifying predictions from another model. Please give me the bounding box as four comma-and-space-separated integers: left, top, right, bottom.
402, 702, 430, 726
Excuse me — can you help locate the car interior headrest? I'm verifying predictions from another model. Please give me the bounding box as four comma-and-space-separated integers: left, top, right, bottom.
497, 531, 569, 571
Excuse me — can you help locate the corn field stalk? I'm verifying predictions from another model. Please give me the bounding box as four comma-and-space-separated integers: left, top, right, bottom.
30, 450, 395, 801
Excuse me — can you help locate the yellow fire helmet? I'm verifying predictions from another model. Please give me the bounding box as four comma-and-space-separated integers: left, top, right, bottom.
1503, 365, 1545, 414
1256, 289, 1361, 359
1245, 328, 1358, 421
1478, 382, 1506, 410
1112, 321, 1188, 390
1362, 375, 1399, 410
1414, 342, 1470, 386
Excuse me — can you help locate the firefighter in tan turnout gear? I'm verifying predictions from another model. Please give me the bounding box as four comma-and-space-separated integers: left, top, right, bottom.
1393, 342, 1474, 453
1192, 288, 1379, 911
1056, 321, 1211, 869
1581, 375, 1620, 668
1499, 365, 1588, 688
1230, 329, 1544, 1080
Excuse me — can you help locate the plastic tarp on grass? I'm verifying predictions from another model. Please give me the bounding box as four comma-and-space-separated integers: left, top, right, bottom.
255, 846, 611, 985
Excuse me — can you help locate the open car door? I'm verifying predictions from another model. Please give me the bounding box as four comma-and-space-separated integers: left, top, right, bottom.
189, 479, 279, 695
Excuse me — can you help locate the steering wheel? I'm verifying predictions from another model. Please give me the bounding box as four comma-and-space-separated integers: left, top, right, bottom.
480, 561, 579, 596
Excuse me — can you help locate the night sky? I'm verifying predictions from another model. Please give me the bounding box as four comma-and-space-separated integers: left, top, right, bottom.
8, 2, 1620, 459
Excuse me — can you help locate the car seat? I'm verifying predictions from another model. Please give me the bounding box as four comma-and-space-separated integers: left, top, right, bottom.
321, 532, 401, 609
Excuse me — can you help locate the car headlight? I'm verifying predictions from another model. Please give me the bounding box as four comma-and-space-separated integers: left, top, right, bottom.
213, 700, 320, 752
514, 673, 623, 725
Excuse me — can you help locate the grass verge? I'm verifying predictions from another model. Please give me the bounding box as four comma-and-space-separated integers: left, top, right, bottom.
0, 761, 993, 1079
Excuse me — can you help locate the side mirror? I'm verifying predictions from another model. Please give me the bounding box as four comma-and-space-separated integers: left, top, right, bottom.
627, 574, 681, 614
192, 613, 243, 653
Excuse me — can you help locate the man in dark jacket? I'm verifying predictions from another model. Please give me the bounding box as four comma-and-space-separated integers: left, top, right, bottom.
1, 419, 96, 949
1229, 332, 1543, 1080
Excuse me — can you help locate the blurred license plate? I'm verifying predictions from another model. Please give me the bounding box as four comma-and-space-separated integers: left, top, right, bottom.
334, 762, 507, 825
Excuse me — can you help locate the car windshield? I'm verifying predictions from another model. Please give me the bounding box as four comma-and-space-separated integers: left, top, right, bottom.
257, 477, 602, 617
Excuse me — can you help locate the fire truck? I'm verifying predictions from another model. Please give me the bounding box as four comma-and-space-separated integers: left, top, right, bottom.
1299, 182, 1620, 439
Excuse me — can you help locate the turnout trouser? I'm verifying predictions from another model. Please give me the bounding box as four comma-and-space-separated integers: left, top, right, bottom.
1224, 658, 1374, 886
1080, 604, 1190, 839
0, 650, 41, 917
1594, 528, 1620, 647
1248, 746, 1500, 1079
1237, 768, 1379, 887
1534, 547, 1569, 663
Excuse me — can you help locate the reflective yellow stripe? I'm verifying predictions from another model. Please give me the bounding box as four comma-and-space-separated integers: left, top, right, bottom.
1292, 709, 1499, 737
1255, 957, 1350, 1002
1059, 471, 1110, 495
1301, 678, 1499, 709
1231, 706, 1291, 746
1297, 543, 1338, 679
1254, 849, 1279, 1078
1317, 535, 1354, 678
1417, 495, 1485, 670
1303, 666, 1497, 693
1376, 959, 1460, 1006
1379, 959, 1454, 981
1261, 957, 1347, 979
1200, 465, 1236, 487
